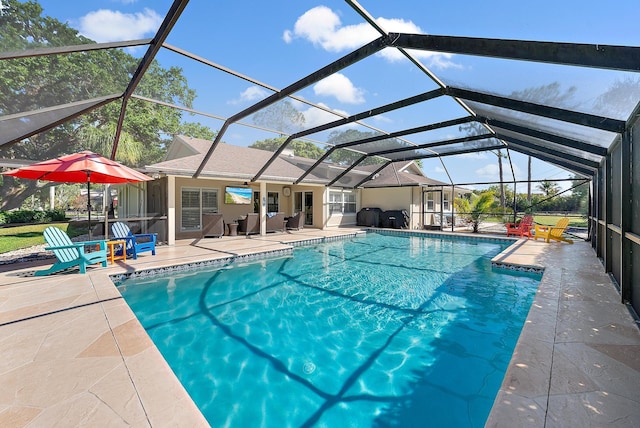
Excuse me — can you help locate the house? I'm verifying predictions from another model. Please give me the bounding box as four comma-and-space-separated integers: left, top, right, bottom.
116, 135, 469, 244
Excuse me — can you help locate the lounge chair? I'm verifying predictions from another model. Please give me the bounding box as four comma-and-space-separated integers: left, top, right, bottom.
286, 212, 304, 230
238, 213, 260, 235
35, 226, 107, 276
202, 213, 224, 238
533, 217, 573, 244
111, 222, 157, 259
506, 214, 534, 238
432, 213, 450, 229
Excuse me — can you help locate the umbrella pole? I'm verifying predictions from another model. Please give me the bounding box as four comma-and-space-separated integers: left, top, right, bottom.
87, 175, 91, 240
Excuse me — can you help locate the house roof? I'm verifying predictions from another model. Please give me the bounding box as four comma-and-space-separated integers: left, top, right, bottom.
146, 135, 444, 188
146, 136, 324, 183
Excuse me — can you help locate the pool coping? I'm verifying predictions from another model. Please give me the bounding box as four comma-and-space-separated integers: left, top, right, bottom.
1, 228, 638, 427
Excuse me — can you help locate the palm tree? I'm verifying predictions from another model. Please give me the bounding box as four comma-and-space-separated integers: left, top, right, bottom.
454, 191, 497, 233
527, 156, 532, 207
537, 180, 560, 197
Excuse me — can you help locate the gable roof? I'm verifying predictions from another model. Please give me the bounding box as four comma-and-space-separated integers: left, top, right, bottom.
147, 136, 322, 183
146, 135, 444, 188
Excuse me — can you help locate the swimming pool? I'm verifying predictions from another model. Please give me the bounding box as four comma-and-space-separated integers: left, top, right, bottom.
119, 232, 540, 427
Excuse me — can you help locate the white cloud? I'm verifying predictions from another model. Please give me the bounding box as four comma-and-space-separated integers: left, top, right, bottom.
475, 163, 500, 179
434, 166, 446, 174
313, 73, 365, 104
229, 86, 270, 105
282, 29, 293, 44
373, 115, 392, 124
79, 8, 162, 42
299, 102, 350, 128
475, 162, 523, 180
459, 152, 488, 159
285, 6, 458, 69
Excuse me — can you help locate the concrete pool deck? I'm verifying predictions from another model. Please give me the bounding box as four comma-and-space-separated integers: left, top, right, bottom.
0, 228, 638, 427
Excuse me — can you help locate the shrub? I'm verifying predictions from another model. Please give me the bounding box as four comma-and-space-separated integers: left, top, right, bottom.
0, 209, 67, 224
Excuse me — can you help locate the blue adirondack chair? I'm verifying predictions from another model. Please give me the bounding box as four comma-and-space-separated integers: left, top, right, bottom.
111, 222, 156, 259
35, 227, 108, 276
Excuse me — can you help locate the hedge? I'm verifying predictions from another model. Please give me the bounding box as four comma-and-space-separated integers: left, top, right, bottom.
0, 209, 67, 225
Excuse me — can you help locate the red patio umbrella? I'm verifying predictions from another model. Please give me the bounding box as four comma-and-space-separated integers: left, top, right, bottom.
2, 151, 151, 238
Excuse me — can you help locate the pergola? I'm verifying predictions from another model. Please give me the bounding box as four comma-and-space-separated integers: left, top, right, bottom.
1, 0, 639, 313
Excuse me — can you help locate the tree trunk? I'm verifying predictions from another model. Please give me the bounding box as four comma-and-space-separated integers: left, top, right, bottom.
527, 156, 532, 207
0, 177, 39, 210
498, 150, 505, 209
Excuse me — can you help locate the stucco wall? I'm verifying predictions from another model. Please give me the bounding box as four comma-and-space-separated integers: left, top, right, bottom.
360, 187, 423, 229
171, 177, 324, 239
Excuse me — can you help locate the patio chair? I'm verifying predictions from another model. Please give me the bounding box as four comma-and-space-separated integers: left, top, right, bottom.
266, 212, 286, 232
286, 212, 304, 230
238, 213, 260, 235
111, 222, 157, 259
202, 213, 224, 238
35, 226, 107, 276
533, 217, 573, 244
432, 213, 450, 229
505, 214, 534, 238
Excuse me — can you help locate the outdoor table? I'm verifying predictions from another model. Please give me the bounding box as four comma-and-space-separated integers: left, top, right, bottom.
227, 222, 238, 236
106, 240, 126, 264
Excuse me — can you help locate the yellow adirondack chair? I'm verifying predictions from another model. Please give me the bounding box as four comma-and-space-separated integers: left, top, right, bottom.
533, 217, 573, 244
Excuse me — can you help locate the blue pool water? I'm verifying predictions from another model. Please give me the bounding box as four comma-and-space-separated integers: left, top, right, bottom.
118, 232, 541, 427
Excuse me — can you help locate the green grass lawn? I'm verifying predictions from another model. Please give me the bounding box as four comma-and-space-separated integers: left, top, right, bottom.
532, 215, 587, 228
0, 223, 85, 254
485, 214, 588, 228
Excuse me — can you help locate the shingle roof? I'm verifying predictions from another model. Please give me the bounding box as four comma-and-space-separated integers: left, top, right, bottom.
146, 135, 448, 188
146, 136, 328, 183
359, 162, 450, 188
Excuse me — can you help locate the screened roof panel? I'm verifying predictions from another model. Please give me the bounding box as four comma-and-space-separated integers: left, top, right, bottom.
493, 127, 604, 164
163, 0, 369, 88
435, 55, 640, 121
358, 1, 638, 44
464, 100, 620, 148
506, 142, 597, 174
4, 0, 640, 190
343, 123, 475, 157
1, 50, 134, 115
349, 95, 470, 134
150, 47, 278, 119
0, 96, 120, 148
426, 137, 504, 156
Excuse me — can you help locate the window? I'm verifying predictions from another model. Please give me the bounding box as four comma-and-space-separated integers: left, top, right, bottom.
181, 187, 218, 231
426, 192, 434, 211
443, 193, 450, 211
344, 192, 356, 213
329, 190, 356, 214
267, 192, 279, 212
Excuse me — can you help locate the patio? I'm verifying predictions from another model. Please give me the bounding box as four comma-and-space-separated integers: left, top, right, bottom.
0, 228, 638, 427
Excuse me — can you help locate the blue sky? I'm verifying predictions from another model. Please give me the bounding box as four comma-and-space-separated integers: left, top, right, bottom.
30, 0, 640, 190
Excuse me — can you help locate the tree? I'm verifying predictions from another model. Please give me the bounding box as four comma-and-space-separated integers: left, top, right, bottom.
527, 156, 532, 207
458, 82, 579, 208
179, 122, 217, 141
325, 129, 388, 166
251, 100, 305, 136
0, 0, 211, 209
569, 175, 589, 214
496, 149, 505, 210
537, 180, 560, 197
594, 76, 640, 119
454, 191, 497, 233
250, 137, 324, 159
